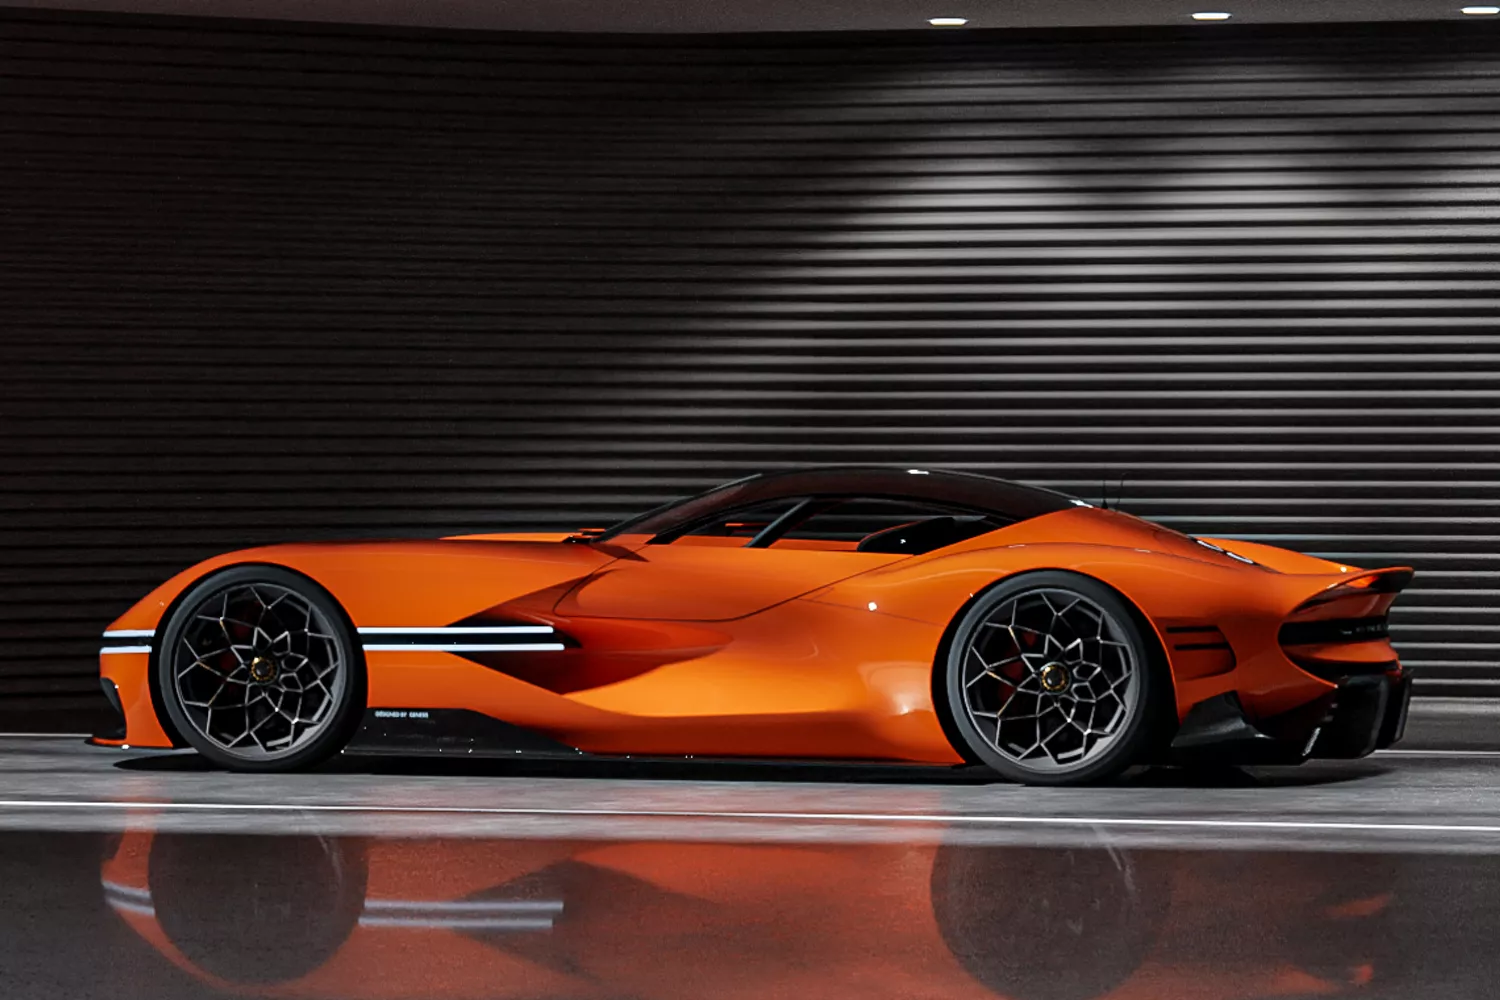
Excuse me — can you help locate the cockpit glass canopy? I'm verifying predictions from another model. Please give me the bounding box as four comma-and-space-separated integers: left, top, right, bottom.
596, 467, 1082, 542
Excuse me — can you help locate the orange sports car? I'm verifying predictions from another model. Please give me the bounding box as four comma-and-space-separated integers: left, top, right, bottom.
94, 466, 1413, 784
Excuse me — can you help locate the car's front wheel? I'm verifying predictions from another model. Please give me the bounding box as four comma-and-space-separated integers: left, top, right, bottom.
942, 571, 1165, 785
156, 566, 364, 772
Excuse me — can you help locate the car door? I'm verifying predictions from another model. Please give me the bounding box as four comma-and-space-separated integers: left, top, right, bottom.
555, 497, 930, 621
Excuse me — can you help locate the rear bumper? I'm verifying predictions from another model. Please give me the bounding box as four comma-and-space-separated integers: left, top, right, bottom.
1171, 672, 1411, 765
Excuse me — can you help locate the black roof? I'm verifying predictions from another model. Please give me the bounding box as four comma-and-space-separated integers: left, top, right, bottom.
599, 466, 1082, 540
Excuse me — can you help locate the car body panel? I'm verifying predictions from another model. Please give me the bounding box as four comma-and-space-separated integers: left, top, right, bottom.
555, 544, 903, 621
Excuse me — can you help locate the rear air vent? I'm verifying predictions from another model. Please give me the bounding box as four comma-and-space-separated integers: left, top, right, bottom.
1165, 625, 1236, 680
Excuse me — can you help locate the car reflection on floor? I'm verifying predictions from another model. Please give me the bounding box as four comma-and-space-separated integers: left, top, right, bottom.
101, 831, 1395, 1000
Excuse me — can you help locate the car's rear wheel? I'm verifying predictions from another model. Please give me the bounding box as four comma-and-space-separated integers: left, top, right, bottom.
943, 571, 1164, 785
157, 566, 363, 772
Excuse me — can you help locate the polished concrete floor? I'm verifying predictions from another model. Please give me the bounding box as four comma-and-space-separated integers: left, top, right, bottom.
2, 699, 1498, 999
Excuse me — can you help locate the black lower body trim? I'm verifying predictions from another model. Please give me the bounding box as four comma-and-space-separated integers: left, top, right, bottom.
1309, 675, 1391, 759
1169, 693, 1309, 765
93, 677, 127, 741
1377, 674, 1412, 749
345, 708, 584, 758
1171, 675, 1408, 765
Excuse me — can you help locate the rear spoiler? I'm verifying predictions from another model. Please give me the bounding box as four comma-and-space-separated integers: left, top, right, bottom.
1295, 567, 1414, 612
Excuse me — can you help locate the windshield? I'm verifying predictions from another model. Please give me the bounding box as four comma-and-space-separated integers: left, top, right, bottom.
593, 475, 759, 541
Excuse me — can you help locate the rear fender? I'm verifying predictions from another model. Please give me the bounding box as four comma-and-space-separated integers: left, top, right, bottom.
805, 542, 1386, 723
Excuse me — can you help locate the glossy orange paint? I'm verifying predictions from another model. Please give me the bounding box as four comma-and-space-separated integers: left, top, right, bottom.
101, 830, 1396, 1000
98, 507, 1409, 762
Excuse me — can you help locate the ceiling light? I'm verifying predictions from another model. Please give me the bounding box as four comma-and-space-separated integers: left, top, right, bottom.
1191, 11, 1233, 19
1461, 5, 1500, 12
928, 17, 969, 27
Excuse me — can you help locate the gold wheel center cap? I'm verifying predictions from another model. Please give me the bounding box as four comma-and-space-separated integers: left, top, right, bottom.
249, 655, 279, 683
1039, 662, 1070, 693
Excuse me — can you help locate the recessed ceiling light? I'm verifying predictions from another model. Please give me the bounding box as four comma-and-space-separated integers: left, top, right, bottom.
1191, 11, 1233, 19
1461, 5, 1500, 13
928, 17, 969, 27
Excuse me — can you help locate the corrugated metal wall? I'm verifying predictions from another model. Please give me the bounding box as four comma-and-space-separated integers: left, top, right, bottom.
4, 11, 1499, 729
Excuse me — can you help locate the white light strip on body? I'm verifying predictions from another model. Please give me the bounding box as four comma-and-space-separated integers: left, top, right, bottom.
361, 643, 566, 652
100, 646, 153, 655
357, 626, 554, 635
102, 629, 155, 638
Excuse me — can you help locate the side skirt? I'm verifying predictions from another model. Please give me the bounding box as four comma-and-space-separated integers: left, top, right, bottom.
345, 708, 586, 759
340, 708, 973, 775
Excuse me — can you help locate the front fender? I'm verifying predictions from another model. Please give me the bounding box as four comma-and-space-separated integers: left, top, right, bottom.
105, 539, 615, 634
98, 540, 618, 749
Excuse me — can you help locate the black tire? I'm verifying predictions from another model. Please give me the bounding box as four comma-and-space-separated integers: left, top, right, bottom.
156, 565, 364, 772
942, 571, 1166, 786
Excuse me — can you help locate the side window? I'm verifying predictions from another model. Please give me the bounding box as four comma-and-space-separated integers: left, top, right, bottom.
771, 498, 1005, 554
667, 499, 803, 547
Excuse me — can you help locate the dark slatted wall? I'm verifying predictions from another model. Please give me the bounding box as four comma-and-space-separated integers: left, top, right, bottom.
3, 11, 1499, 728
